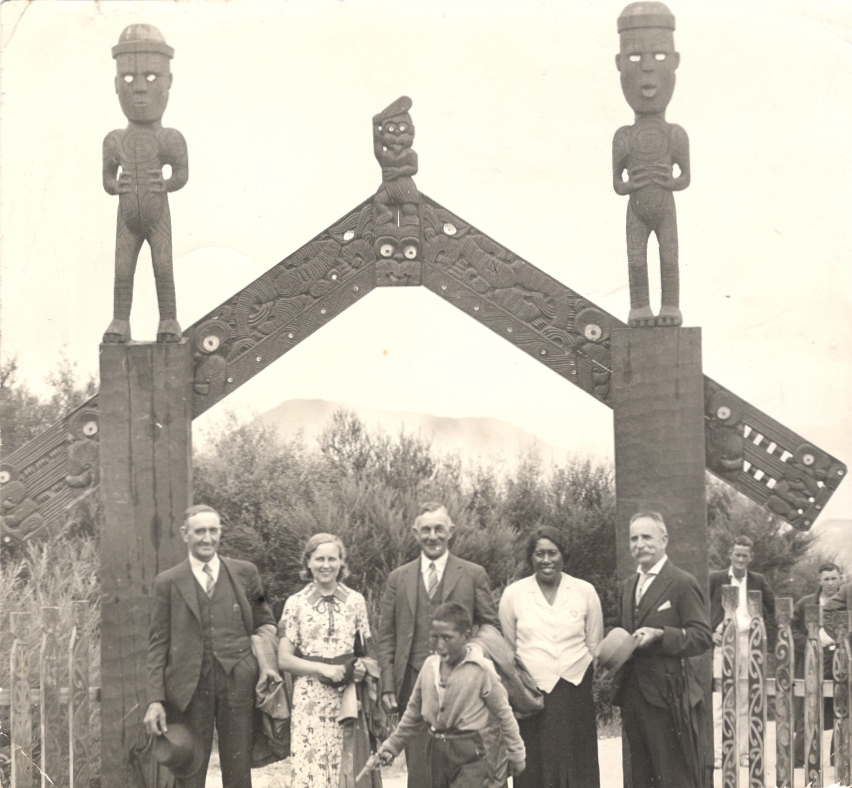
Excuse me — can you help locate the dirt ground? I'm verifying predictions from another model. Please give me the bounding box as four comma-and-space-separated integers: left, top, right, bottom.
206, 727, 839, 787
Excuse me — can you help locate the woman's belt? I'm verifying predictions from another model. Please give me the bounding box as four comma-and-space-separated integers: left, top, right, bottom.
428, 727, 478, 740
296, 651, 356, 687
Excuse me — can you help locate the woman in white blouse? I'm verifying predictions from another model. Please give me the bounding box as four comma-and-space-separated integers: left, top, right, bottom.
499, 526, 603, 788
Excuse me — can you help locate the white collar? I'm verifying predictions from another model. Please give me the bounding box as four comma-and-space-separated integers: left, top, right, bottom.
637, 554, 667, 577
421, 550, 450, 574
189, 553, 220, 575
727, 566, 748, 583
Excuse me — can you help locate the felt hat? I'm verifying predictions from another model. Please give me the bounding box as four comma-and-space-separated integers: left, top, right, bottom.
596, 627, 639, 680
152, 722, 205, 779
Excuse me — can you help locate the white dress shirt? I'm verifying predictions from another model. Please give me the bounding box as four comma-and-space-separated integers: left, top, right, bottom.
727, 567, 752, 633
420, 551, 449, 586
189, 553, 220, 590
635, 554, 668, 604
499, 573, 603, 693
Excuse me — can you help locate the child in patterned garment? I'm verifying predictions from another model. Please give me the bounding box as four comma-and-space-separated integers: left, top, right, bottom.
376, 602, 526, 788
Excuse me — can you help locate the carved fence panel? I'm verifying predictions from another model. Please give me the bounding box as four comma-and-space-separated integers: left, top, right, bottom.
746, 590, 767, 787
826, 610, 851, 785
774, 598, 794, 788
721, 585, 740, 788
10, 612, 33, 788
803, 604, 824, 787
39, 607, 63, 788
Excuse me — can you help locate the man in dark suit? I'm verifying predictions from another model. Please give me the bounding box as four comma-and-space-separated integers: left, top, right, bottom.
377, 501, 500, 788
708, 535, 775, 767
143, 504, 279, 787
613, 511, 713, 788
792, 562, 843, 766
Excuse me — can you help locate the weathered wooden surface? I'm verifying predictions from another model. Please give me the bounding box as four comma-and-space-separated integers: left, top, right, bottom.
68, 601, 91, 788
774, 597, 794, 788
746, 590, 766, 788
804, 604, 823, 787
10, 612, 33, 788
39, 607, 63, 788
99, 341, 193, 786
721, 586, 739, 788
827, 610, 851, 784
612, 327, 706, 583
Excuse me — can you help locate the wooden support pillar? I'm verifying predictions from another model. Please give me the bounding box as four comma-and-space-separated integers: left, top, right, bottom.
612, 327, 710, 784
99, 340, 193, 785
612, 327, 707, 584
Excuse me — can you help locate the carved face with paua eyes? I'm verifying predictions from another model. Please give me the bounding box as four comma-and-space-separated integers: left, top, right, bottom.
378, 112, 415, 153
115, 52, 172, 124
374, 228, 420, 286
616, 26, 679, 116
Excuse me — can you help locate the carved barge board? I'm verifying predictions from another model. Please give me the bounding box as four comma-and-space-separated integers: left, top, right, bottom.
1, 194, 846, 542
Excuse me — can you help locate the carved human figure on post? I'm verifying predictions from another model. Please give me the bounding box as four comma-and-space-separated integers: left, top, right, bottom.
373, 96, 420, 227
103, 24, 188, 344
613, 2, 690, 328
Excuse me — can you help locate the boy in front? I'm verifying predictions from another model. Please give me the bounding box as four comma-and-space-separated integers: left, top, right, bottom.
377, 602, 525, 787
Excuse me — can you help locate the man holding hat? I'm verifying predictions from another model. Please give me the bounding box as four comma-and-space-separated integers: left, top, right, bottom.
144, 504, 280, 787
611, 511, 712, 788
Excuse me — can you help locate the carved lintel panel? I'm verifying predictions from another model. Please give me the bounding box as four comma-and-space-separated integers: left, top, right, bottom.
189, 200, 378, 417
1, 401, 100, 547
420, 195, 620, 405
704, 377, 847, 531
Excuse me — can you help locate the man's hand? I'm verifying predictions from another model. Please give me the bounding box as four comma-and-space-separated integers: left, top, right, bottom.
377, 746, 395, 766
382, 691, 399, 714
818, 627, 836, 649
256, 668, 281, 694
509, 759, 526, 777
633, 627, 664, 648
143, 702, 168, 736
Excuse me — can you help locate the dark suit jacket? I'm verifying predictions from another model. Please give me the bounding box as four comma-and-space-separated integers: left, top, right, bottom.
613, 557, 712, 709
147, 556, 276, 712
376, 552, 499, 696
709, 568, 776, 646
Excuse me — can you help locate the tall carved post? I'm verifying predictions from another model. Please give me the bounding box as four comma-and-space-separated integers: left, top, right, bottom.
827, 610, 851, 784
774, 597, 795, 788
99, 340, 192, 785
746, 590, 766, 787
721, 586, 740, 788
803, 604, 824, 787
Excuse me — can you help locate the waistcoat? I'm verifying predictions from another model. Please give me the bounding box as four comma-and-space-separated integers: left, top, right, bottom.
409, 571, 445, 671
195, 566, 252, 674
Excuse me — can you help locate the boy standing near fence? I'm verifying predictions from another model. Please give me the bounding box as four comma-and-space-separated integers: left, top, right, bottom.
376, 602, 526, 787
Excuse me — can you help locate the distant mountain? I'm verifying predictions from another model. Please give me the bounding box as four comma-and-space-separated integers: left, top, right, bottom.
259, 398, 575, 467
810, 518, 852, 571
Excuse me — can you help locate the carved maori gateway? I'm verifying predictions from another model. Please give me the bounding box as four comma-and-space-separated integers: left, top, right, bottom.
1, 97, 846, 547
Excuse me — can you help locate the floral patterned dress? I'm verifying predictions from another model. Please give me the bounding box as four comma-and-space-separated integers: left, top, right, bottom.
279, 583, 371, 787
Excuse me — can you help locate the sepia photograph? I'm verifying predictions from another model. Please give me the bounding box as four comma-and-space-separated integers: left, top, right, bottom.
1, 1, 851, 786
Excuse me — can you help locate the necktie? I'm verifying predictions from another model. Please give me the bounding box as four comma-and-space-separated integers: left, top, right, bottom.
203, 563, 215, 596
636, 572, 655, 604
427, 562, 438, 599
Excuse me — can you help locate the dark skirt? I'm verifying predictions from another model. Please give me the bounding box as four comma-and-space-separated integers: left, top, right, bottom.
514, 665, 600, 788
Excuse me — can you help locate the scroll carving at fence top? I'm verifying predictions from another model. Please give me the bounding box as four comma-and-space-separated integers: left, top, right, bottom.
1, 95, 846, 544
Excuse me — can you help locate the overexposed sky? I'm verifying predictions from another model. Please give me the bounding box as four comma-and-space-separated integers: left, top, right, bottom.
2, 0, 851, 521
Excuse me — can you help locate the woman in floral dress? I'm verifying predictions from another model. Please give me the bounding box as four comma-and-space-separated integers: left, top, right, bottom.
277, 533, 379, 787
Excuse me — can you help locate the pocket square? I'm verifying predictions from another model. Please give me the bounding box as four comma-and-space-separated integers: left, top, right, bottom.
657, 600, 672, 611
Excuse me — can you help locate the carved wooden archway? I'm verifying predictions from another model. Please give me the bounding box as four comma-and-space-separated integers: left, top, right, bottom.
2, 195, 845, 548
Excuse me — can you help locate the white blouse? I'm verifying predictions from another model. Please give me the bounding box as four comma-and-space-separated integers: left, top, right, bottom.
499, 573, 603, 693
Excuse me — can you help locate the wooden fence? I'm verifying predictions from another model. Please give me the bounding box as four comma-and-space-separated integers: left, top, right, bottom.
716, 589, 852, 788
2, 602, 95, 788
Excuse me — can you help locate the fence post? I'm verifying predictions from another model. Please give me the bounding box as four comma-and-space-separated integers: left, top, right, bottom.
746, 590, 767, 788
774, 597, 794, 788
10, 612, 33, 788
721, 585, 740, 788
827, 609, 851, 785
68, 601, 91, 788
40, 606, 64, 788
803, 604, 823, 787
